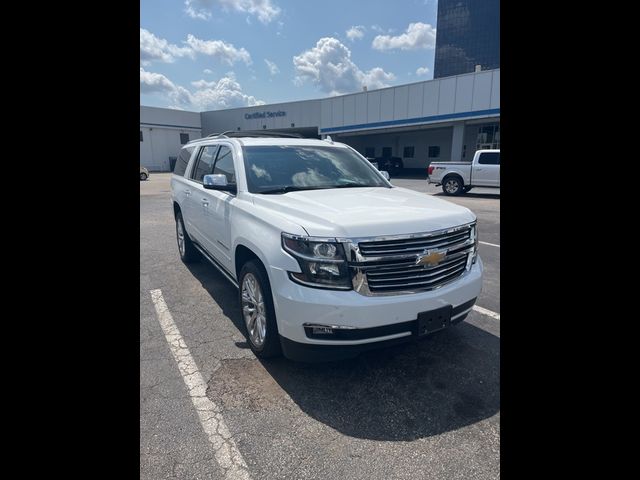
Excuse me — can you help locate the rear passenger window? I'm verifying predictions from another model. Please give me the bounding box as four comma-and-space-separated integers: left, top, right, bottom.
478, 152, 500, 165
173, 146, 194, 177
213, 145, 236, 185
191, 145, 218, 182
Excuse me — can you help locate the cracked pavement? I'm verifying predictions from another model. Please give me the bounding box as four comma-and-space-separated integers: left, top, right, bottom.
140, 174, 500, 479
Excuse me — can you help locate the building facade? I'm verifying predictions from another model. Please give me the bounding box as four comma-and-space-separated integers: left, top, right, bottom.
433, 0, 500, 79
142, 69, 499, 172
140, 106, 202, 172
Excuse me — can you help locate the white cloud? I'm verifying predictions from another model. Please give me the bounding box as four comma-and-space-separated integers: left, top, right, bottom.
346, 25, 365, 41
203, 68, 213, 74
140, 28, 192, 65
264, 59, 279, 75
140, 68, 178, 93
185, 0, 281, 24
141, 68, 264, 110
293, 37, 395, 95
186, 34, 252, 65
416, 66, 430, 76
372, 22, 436, 51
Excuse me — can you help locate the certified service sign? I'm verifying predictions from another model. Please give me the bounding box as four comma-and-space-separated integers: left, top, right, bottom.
244, 111, 286, 120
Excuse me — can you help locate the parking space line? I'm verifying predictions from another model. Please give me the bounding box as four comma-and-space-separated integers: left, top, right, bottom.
472, 305, 500, 320
150, 289, 252, 480
479, 241, 500, 248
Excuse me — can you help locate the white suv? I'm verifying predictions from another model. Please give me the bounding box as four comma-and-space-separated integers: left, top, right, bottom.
171, 133, 483, 361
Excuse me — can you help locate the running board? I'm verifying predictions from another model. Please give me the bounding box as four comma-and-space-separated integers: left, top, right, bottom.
192, 243, 239, 289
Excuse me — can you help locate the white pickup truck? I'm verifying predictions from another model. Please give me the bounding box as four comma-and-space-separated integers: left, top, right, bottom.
427, 149, 500, 195
171, 133, 483, 362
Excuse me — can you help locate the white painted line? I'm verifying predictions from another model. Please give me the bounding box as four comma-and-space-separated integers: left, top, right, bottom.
472, 305, 500, 320
479, 241, 500, 248
150, 289, 252, 480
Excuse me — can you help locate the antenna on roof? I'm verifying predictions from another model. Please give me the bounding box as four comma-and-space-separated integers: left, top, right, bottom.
324, 135, 333, 144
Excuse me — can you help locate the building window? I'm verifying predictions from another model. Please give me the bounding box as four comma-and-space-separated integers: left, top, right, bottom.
403, 146, 415, 158
140, 131, 143, 142
364, 147, 375, 158
428, 146, 441, 158
476, 124, 500, 150
382, 147, 392, 158
180, 133, 189, 145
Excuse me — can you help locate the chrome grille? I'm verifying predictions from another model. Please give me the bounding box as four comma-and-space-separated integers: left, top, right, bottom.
358, 227, 471, 257
363, 253, 468, 292
349, 224, 475, 295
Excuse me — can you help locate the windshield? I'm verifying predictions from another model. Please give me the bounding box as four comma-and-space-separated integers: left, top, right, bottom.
242, 145, 389, 193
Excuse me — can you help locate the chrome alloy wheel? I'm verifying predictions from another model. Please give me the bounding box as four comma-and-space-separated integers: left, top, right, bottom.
176, 219, 185, 256
241, 273, 266, 347
445, 179, 459, 194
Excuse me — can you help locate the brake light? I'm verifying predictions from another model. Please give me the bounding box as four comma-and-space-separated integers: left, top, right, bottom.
427, 166, 435, 175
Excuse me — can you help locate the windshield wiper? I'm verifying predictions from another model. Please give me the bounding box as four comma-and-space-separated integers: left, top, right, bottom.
257, 185, 327, 194
332, 183, 374, 188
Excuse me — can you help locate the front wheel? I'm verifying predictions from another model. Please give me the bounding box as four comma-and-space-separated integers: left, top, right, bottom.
239, 260, 281, 358
140, 172, 148, 181
442, 176, 464, 196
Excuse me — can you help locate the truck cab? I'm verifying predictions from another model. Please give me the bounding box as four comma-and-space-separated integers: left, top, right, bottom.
427, 149, 500, 195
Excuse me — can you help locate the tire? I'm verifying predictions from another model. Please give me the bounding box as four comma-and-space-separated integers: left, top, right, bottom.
175, 211, 199, 263
140, 172, 148, 181
238, 260, 282, 358
442, 176, 464, 196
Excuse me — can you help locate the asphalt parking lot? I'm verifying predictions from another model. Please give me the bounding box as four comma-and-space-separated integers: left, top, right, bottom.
141, 173, 500, 479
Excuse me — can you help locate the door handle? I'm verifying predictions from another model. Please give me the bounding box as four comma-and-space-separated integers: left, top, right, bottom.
476, 168, 483, 171
184, 190, 191, 195
202, 199, 209, 207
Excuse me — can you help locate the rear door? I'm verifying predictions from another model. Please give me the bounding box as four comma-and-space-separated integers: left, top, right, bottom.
186, 144, 219, 244
472, 152, 500, 187
199, 143, 238, 272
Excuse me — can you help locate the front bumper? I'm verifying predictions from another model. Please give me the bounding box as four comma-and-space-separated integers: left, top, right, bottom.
269, 257, 483, 360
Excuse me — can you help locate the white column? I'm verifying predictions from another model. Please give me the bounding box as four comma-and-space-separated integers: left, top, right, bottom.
451, 123, 465, 161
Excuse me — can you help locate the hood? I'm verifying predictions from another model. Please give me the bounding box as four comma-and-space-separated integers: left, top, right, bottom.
252, 186, 475, 238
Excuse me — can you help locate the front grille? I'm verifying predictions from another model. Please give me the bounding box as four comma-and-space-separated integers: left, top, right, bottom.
355, 225, 473, 293
358, 226, 471, 257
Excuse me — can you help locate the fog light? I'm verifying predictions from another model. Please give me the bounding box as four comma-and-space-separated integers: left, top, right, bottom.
312, 326, 334, 335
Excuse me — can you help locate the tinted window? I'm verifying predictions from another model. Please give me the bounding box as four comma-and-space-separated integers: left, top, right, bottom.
428, 146, 440, 158
173, 146, 194, 177
213, 145, 236, 184
140, 131, 143, 142
180, 133, 189, 145
242, 145, 388, 193
364, 147, 375, 157
478, 152, 500, 165
191, 145, 218, 182
403, 146, 415, 158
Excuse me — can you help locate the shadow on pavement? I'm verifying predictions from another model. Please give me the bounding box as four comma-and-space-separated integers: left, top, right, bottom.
433, 192, 501, 200
187, 257, 500, 442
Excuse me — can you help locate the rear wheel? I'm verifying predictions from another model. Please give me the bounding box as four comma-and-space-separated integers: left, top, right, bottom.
239, 260, 281, 358
442, 176, 464, 196
175, 211, 199, 263
140, 172, 148, 181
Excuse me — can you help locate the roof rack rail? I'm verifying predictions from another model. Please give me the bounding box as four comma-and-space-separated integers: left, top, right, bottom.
206, 130, 304, 139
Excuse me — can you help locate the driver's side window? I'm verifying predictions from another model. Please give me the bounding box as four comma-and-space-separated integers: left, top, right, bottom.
191, 145, 218, 183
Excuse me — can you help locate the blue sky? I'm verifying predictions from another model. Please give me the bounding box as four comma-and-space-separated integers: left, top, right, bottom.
140, 0, 438, 111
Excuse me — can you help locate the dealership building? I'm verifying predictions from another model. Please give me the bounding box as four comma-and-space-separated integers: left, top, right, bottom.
140, 67, 499, 172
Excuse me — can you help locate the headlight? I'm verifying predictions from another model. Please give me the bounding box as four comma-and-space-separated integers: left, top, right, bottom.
471, 222, 478, 264
282, 233, 351, 290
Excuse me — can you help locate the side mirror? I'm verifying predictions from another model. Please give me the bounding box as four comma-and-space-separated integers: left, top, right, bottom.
380, 171, 390, 181
203, 174, 237, 193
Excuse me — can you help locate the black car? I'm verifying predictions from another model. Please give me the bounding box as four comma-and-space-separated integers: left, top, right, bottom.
374, 156, 404, 176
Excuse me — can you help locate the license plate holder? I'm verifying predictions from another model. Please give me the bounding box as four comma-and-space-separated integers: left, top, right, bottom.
417, 305, 453, 336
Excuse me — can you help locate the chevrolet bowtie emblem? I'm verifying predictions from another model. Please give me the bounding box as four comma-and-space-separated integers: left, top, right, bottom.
415, 249, 447, 267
